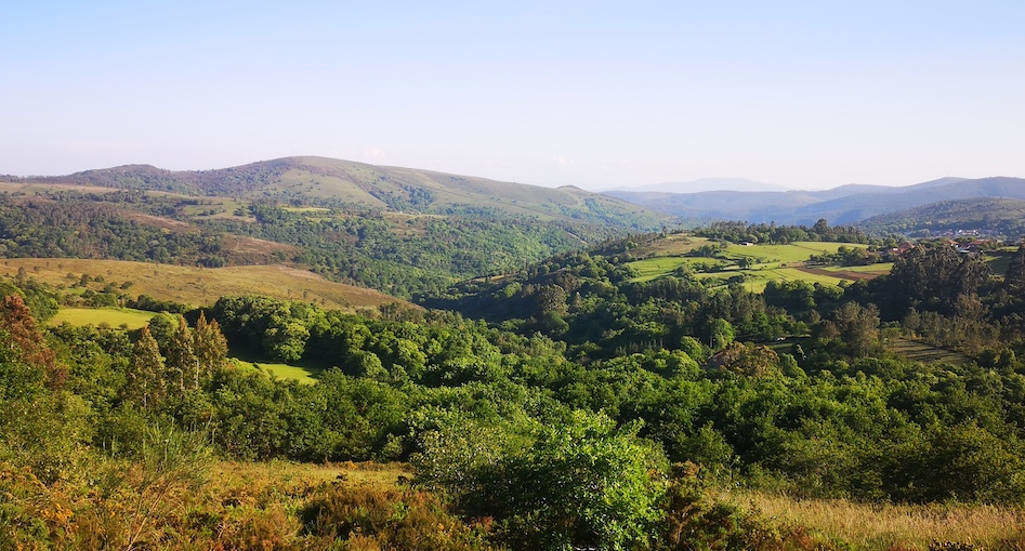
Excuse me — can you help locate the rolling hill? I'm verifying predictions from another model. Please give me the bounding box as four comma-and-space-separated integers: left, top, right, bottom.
859, 197, 1025, 237
607, 176, 1025, 226
0, 158, 673, 296
21, 156, 666, 230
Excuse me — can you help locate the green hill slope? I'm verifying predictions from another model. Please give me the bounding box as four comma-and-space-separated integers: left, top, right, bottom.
859, 197, 1025, 237
26, 156, 666, 230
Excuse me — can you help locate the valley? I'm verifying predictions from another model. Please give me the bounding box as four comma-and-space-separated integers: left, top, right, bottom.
2, 159, 1025, 551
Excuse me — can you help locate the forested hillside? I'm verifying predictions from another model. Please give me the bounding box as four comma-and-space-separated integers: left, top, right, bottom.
20, 156, 665, 229
0, 177, 664, 295
860, 197, 1025, 237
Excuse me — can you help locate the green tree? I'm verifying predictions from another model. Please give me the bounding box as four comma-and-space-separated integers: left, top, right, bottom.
1004, 246, 1025, 292
707, 318, 734, 351
829, 302, 880, 357
126, 325, 165, 407
193, 312, 228, 384
163, 316, 198, 391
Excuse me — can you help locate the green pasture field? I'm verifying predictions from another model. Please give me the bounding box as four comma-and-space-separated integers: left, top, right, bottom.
724, 241, 868, 264
49, 307, 155, 329
695, 267, 849, 292
234, 359, 320, 384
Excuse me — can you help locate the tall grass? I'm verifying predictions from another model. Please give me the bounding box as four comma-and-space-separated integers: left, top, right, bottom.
719, 488, 1025, 550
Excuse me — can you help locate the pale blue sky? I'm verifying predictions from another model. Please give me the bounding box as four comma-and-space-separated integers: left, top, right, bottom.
2, 1, 1023, 190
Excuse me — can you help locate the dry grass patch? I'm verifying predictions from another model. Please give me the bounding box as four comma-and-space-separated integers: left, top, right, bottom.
0, 258, 410, 310
719, 488, 1025, 550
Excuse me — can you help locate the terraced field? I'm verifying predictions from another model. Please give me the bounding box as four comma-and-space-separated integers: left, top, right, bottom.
887, 337, 969, 364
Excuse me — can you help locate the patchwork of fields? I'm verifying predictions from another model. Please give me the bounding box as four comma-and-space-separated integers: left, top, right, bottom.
626, 239, 891, 291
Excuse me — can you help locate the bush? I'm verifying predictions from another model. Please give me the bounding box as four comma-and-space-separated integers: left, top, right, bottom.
415, 410, 668, 551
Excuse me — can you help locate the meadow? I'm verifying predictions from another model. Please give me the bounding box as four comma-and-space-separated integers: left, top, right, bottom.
49, 306, 155, 329
694, 266, 852, 292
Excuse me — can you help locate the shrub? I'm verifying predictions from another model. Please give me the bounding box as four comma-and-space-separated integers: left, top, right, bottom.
415, 410, 668, 551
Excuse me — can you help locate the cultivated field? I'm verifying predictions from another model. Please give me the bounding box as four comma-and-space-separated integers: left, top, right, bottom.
0, 258, 408, 310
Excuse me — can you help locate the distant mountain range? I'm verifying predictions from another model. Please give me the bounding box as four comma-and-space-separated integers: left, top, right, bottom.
606, 177, 1025, 226
12, 159, 1025, 237
610, 178, 788, 194
16, 156, 667, 231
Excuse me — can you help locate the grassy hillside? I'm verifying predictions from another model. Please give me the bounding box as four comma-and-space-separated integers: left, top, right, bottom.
49, 306, 155, 329
20, 156, 667, 230
0, 258, 408, 310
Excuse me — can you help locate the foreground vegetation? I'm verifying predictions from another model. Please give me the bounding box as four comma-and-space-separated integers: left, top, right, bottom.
3, 218, 1025, 549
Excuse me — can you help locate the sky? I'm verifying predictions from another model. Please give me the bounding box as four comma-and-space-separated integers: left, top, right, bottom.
1, 1, 1023, 191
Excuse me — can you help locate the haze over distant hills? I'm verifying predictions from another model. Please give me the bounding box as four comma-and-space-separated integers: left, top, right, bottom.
606, 176, 1025, 226
610, 177, 789, 194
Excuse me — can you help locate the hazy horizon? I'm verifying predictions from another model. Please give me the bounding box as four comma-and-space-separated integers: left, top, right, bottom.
3, 1, 1023, 191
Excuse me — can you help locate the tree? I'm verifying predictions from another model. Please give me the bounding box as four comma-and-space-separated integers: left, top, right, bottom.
263, 318, 309, 363
882, 245, 988, 316
0, 294, 65, 389
532, 283, 568, 317
707, 342, 780, 378
163, 316, 197, 392
812, 218, 830, 235
193, 312, 228, 384
1004, 246, 1025, 292
127, 325, 165, 407
707, 318, 734, 350
829, 302, 880, 357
